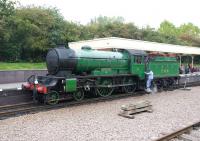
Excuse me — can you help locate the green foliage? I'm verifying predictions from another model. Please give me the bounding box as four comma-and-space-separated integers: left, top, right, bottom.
158, 20, 178, 36
0, 0, 16, 61
0, 0, 15, 18
158, 21, 200, 46
90, 16, 125, 25
0, 1, 200, 63
12, 7, 67, 60
0, 62, 46, 70
179, 23, 200, 36
85, 16, 139, 39
0, 4, 68, 61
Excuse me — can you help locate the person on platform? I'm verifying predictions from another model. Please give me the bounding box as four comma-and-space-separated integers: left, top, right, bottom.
145, 69, 154, 93
179, 64, 185, 74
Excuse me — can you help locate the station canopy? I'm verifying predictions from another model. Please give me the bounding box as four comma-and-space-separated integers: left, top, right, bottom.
69, 37, 200, 55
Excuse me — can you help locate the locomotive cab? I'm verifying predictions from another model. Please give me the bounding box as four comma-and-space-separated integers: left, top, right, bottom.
127, 49, 147, 79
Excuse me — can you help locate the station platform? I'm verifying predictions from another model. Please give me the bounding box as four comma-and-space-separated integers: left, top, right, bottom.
0, 82, 24, 90
179, 72, 200, 84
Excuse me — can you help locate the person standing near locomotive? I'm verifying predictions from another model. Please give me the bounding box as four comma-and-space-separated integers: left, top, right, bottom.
145, 69, 154, 93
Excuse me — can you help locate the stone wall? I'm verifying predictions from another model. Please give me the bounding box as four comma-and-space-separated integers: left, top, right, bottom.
0, 70, 47, 84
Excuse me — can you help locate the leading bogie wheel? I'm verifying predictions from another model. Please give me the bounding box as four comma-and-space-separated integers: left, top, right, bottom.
46, 91, 59, 105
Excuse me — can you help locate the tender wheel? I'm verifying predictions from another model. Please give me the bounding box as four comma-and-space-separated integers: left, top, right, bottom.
46, 91, 59, 105
163, 79, 170, 90
73, 89, 84, 101
122, 77, 137, 93
167, 78, 176, 90
96, 78, 114, 97
156, 80, 163, 91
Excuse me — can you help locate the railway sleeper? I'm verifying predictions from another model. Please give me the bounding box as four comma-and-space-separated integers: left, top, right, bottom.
190, 130, 200, 138
178, 133, 199, 141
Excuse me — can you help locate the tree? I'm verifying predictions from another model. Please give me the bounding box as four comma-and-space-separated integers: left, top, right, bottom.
8, 6, 68, 61
178, 23, 200, 46
0, 0, 16, 61
158, 20, 178, 37
178, 23, 200, 37
0, 0, 15, 19
1, 3, 200, 62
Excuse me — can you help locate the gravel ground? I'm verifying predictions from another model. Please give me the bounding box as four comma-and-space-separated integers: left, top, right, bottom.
1, 87, 200, 141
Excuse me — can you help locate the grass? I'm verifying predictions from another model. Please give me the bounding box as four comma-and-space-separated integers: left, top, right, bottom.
0, 62, 46, 70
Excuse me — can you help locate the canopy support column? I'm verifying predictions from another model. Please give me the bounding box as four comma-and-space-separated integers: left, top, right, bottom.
179, 55, 182, 66
191, 56, 194, 68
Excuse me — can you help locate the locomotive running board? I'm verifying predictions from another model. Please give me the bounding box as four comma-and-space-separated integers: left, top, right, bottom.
118, 100, 153, 119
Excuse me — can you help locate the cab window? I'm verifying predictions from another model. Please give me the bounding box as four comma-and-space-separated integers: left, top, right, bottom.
135, 56, 142, 64
144, 56, 149, 64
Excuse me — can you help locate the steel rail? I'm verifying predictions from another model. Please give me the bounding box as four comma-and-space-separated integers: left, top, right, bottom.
155, 121, 200, 141
0, 102, 34, 111
0, 91, 145, 120
0, 81, 200, 120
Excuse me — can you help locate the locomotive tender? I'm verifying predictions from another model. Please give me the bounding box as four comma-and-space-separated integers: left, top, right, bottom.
23, 45, 179, 105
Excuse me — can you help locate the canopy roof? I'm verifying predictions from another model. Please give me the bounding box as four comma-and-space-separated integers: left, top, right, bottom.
69, 37, 200, 55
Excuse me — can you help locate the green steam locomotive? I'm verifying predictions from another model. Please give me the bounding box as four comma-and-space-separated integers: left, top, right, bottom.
23, 45, 179, 104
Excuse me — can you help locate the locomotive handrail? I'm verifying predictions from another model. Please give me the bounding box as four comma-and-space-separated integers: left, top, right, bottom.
27, 75, 36, 83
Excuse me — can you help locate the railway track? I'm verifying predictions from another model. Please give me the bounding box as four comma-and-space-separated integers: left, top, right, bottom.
0, 102, 38, 119
0, 91, 145, 120
155, 121, 200, 141
0, 89, 32, 106
0, 81, 199, 120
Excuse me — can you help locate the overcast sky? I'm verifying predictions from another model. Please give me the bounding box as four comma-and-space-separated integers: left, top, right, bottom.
18, 0, 200, 28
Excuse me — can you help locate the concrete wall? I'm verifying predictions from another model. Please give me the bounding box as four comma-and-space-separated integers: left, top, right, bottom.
0, 70, 47, 84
